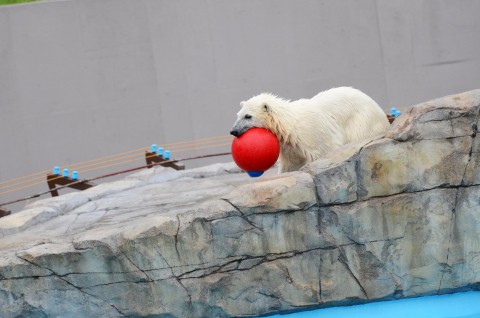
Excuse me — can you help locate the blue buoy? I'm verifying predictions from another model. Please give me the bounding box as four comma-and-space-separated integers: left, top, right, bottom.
157, 147, 164, 157
395, 109, 401, 117
71, 171, 78, 180
62, 168, 69, 178
247, 171, 264, 178
164, 150, 171, 160
53, 166, 60, 175
390, 107, 397, 116
150, 144, 157, 152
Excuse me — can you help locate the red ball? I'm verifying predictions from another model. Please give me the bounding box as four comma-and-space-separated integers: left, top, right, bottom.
231, 128, 280, 177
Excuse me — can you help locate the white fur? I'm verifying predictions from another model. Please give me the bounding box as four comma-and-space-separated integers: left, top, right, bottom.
231, 87, 390, 173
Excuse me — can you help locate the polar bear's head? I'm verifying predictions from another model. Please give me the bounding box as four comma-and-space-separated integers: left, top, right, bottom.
230, 93, 284, 137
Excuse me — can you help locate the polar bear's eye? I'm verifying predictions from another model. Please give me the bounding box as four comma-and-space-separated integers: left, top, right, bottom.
244, 114, 252, 119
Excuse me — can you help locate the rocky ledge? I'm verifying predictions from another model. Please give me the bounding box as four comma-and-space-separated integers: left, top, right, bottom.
1, 90, 480, 317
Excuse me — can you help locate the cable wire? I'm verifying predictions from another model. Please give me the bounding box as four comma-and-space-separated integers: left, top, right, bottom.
0, 134, 231, 188
0, 152, 232, 208
78, 142, 231, 174
0, 141, 231, 196
0, 136, 232, 192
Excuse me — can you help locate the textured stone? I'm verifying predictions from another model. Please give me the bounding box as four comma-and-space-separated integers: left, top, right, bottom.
0, 253, 52, 280
223, 171, 317, 215
0, 207, 60, 238
302, 137, 380, 205
320, 188, 455, 297
440, 186, 480, 291
0, 276, 121, 318
386, 89, 480, 141
1, 90, 480, 317
183, 250, 322, 317
462, 130, 480, 185
178, 161, 243, 178
356, 136, 471, 199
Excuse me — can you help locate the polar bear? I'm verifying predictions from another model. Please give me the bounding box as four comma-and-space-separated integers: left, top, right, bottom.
230, 87, 390, 173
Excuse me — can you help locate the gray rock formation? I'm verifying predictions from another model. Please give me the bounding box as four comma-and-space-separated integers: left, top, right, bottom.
1, 89, 480, 317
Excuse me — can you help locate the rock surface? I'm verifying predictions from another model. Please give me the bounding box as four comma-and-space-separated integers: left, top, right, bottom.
1, 90, 480, 317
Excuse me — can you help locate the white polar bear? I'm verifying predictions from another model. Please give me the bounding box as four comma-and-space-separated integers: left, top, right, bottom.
230, 87, 390, 173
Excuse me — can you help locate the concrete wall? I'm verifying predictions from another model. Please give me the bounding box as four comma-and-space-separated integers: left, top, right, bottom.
1, 0, 480, 211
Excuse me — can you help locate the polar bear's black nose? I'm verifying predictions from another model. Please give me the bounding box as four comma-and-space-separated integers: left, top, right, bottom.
230, 130, 239, 137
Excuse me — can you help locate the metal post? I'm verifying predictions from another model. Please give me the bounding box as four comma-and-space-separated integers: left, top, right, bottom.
145, 151, 185, 170
46, 174, 95, 197
0, 207, 11, 218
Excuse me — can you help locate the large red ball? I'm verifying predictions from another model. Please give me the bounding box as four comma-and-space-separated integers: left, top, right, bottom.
231, 128, 280, 176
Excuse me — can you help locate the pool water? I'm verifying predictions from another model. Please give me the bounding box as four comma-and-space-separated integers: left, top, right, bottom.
268, 291, 480, 318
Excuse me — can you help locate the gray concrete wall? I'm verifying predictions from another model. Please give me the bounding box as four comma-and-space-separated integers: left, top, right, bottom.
1, 0, 480, 211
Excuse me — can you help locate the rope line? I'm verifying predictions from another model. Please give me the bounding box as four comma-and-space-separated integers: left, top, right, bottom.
0, 141, 232, 196
78, 142, 231, 174
0, 134, 231, 187
0, 176, 62, 196
69, 136, 232, 171
0, 168, 52, 186
69, 135, 231, 171
0, 152, 232, 208
0, 137, 232, 191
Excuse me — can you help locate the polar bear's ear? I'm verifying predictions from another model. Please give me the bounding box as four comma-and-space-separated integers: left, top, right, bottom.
263, 103, 270, 112
240, 101, 245, 108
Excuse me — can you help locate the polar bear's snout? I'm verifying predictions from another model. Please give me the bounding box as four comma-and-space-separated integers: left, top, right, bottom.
230, 119, 250, 137
230, 126, 246, 137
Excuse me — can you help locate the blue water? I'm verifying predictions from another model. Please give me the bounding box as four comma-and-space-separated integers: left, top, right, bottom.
269, 292, 480, 318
